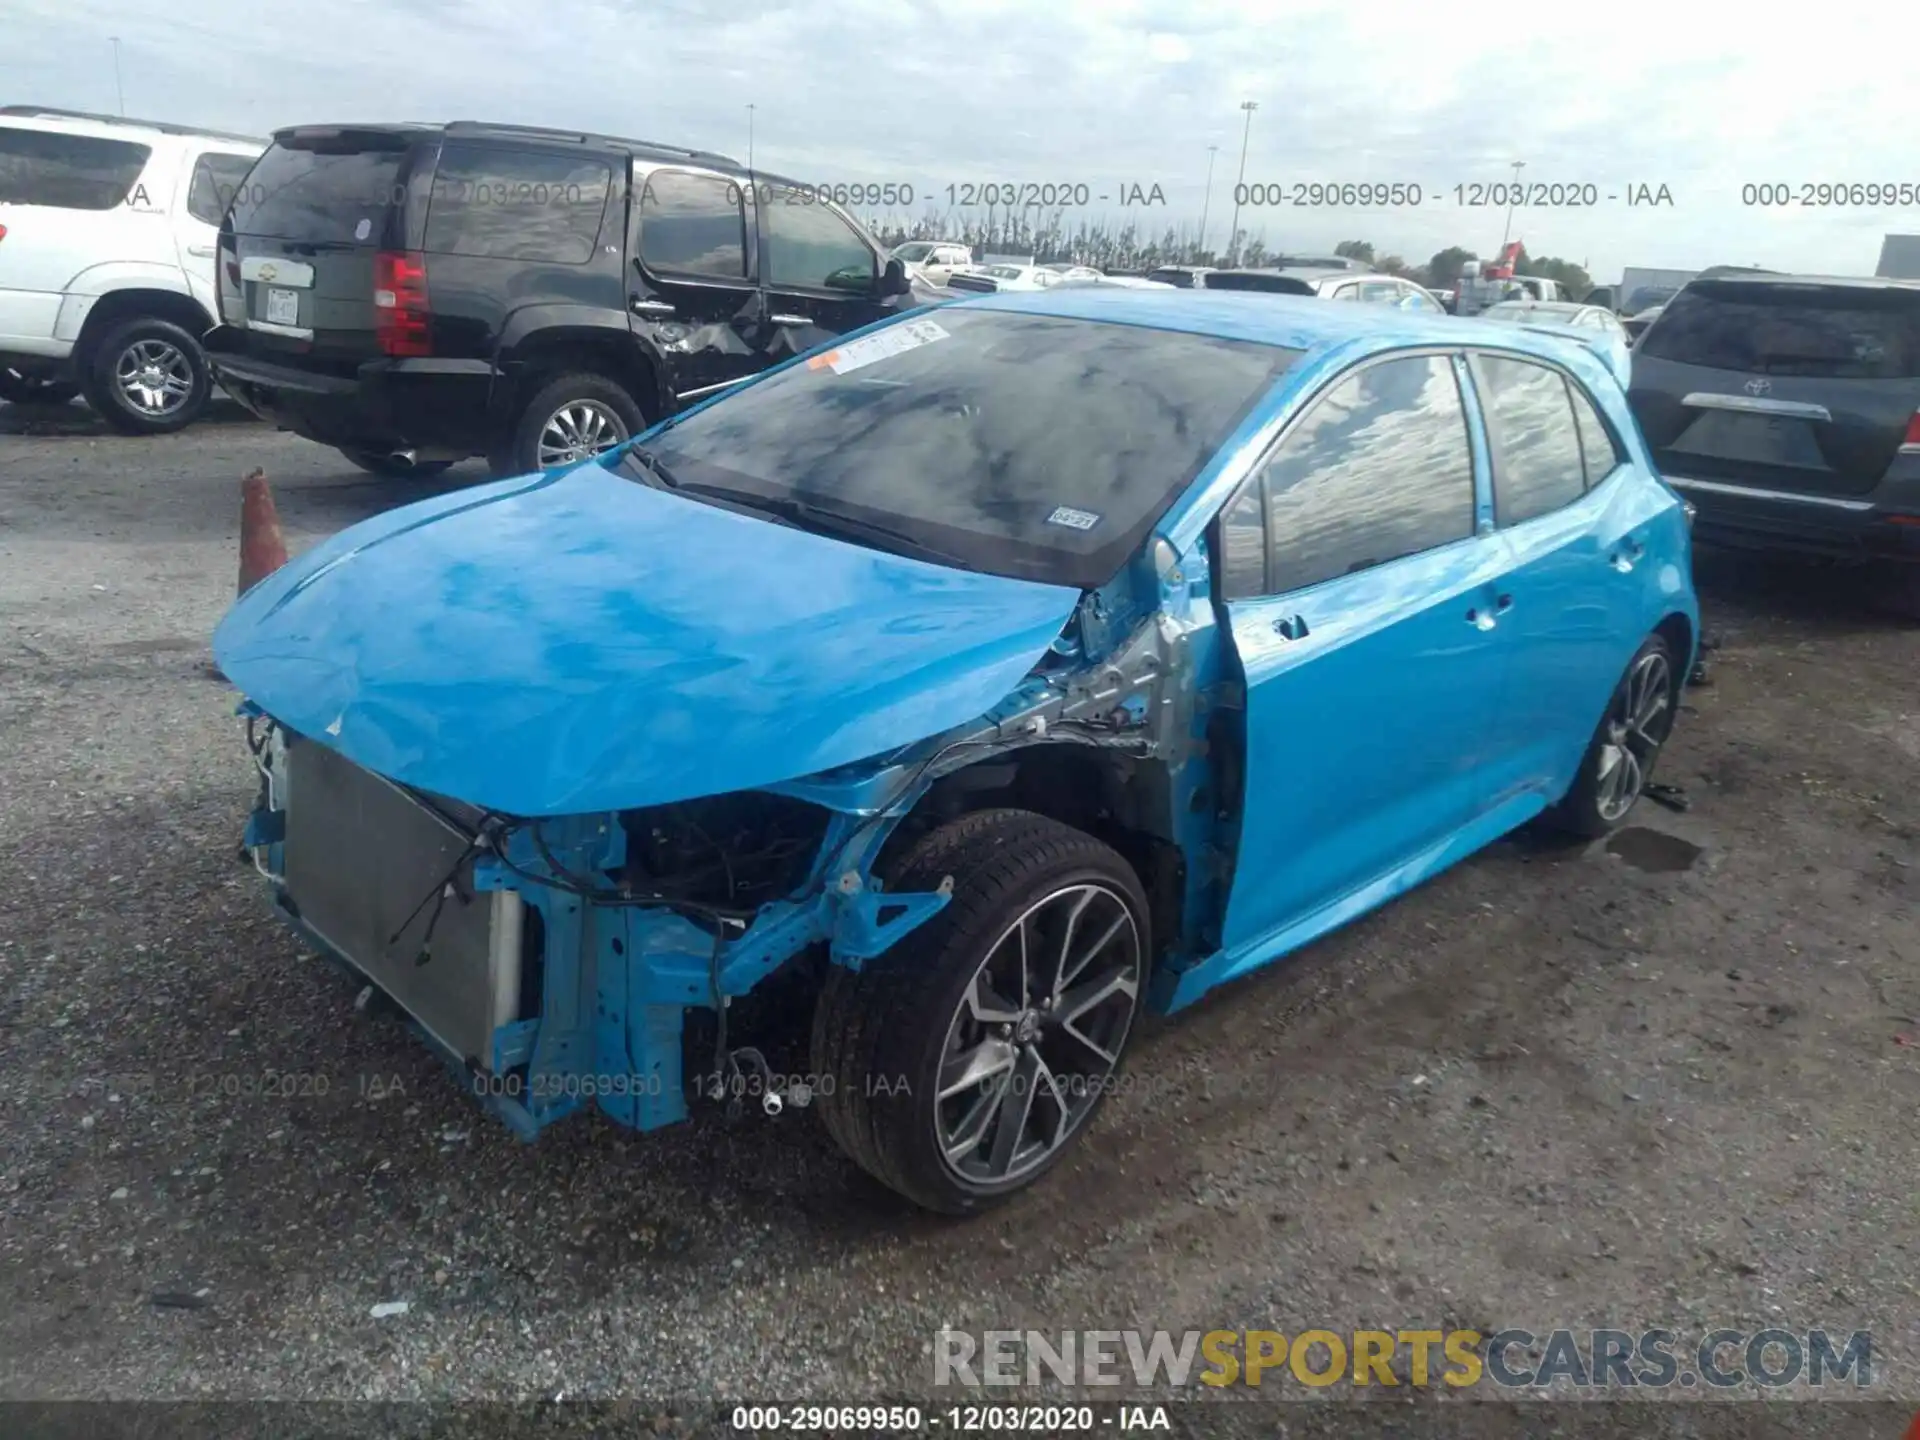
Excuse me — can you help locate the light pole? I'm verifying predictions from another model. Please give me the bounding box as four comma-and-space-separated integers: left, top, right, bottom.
746, 105, 755, 171
1499, 159, 1526, 253
110, 37, 125, 116
1198, 144, 1219, 259
1227, 102, 1257, 266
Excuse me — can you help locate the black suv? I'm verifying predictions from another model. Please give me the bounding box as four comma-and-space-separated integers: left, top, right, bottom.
203, 121, 926, 477
1627, 273, 1920, 614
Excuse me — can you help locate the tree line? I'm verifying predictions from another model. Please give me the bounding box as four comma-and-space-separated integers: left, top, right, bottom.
859, 212, 1595, 299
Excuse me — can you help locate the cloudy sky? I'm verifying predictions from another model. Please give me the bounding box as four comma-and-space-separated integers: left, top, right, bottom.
9, 0, 1917, 282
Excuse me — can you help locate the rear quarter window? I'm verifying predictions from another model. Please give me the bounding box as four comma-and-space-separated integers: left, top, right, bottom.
424, 145, 612, 263
0, 127, 151, 210
187, 152, 258, 225
1640, 284, 1920, 378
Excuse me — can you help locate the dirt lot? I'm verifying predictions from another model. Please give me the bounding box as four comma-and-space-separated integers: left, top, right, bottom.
1, 398, 1916, 1421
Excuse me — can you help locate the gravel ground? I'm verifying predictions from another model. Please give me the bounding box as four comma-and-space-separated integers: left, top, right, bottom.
1, 398, 1916, 1423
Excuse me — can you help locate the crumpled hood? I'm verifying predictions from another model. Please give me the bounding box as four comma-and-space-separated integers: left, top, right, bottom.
214, 463, 1080, 816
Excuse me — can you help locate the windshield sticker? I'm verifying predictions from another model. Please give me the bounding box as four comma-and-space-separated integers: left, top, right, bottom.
809, 318, 950, 376
1045, 505, 1102, 531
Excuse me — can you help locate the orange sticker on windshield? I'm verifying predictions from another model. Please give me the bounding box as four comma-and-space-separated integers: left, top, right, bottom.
807, 351, 842, 370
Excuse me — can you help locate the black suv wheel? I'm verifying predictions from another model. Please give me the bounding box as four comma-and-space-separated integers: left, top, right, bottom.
496, 373, 645, 477
80, 316, 213, 435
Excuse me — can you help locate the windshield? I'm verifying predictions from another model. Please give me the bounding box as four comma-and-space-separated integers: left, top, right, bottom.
986, 265, 1026, 279
1638, 282, 1920, 377
616, 309, 1301, 587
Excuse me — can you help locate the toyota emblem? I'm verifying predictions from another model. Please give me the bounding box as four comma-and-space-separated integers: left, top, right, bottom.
258, 263, 277, 282
1744, 377, 1772, 396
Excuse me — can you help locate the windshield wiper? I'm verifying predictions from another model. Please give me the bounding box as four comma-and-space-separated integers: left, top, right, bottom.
646, 472, 975, 570
621, 444, 686, 490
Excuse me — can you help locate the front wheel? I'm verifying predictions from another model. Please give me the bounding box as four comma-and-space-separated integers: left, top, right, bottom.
1549, 633, 1679, 837
79, 316, 212, 434
810, 809, 1149, 1214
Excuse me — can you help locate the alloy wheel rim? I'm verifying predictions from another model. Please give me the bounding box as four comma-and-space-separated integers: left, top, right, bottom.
536, 400, 627, 467
115, 339, 194, 415
1596, 651, 1673, 822
935, 882, 1141, 1187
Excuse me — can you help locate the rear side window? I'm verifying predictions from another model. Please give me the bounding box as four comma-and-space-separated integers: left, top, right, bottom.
1568, 384, 1623, 487
1477, 355, 1586, 525
1639, 283, 1920, 378
1224, 354, 1476, 598
424, 145, 611, 263
229, 140, 406, 243
638, 170, 747, 279
186, 152, 257, 225
0, 128, 150, 210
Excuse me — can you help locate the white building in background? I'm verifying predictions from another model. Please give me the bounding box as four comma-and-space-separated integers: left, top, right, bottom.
1877, 235, 1920, 279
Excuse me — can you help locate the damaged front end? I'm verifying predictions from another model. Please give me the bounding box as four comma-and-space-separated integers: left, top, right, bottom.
235, 538, 1228, 1142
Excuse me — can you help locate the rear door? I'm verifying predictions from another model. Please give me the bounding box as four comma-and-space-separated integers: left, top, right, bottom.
1630, 279, 1920, 499
223, 129, 419, 371
177, 148, 258, 320
1215, 350, 1514, 964
0, 123, 155, 342
628, 166, 766, 405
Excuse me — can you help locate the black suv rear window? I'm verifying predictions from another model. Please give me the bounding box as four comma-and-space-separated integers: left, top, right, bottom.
424, 145, 612, 263
1640, 282, 1920, 379
229, 138, 407, 243
0, 128, 150, 209
1204, 272, 1315, 295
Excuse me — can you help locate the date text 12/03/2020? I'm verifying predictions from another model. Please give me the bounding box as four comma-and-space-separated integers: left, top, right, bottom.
727, 180, 1678, 209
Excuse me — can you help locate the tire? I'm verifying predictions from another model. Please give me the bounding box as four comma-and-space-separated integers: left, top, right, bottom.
810, 808, 1149, 1214
496, 372, 644, 477
0, 369, 79, 406
337, 448, 456, 480
1548, 633, 1680, 838
78, 315, 213, 434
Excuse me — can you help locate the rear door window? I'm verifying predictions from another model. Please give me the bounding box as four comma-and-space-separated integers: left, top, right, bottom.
1639, 282, 1920, 378
762, 191, 877, 292
1223, 354, 1477, 598
424, 145, 611, 263
1476, 355, 1587, 524
637, 170, 748, 280
0, 127, 151, 209
186, 152, 258, 225
228, 138, 407, 243
1568, 384, 1623, 486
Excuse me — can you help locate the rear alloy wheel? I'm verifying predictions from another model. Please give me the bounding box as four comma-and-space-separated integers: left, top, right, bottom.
0, 368, 78, 407
1550, 634, 1679, 837
80, 316, 212, 434
337, 448, 456, 480
499, 372, 645, 476
811, 809, 1148, 1214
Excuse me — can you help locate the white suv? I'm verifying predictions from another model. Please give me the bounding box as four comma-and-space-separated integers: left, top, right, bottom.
0, 106, 263, 431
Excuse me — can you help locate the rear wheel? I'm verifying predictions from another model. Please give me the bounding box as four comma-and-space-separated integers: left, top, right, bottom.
337, 448, 455, 480
79, 316, 212, 434
496, 372, 644, 477
810, 809, 1148, 1214
1549, 633, 1679, 837
0, 368, 78, 406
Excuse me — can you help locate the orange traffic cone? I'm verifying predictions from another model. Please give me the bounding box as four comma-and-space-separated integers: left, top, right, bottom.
238, 467, 289, 595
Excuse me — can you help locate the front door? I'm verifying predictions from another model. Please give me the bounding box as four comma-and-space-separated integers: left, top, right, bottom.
628, 166, 768, 408
754, 182, 906, 362
1216, 351, 1515, 962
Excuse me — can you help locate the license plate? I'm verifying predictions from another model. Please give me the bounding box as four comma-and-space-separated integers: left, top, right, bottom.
265, 287, 299, 326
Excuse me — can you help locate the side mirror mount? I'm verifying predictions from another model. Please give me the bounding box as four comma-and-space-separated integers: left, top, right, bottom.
879, 256, 912, 297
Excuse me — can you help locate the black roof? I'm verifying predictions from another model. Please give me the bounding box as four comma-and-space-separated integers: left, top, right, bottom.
268, 119, 741, 171
1689, 272, 1920, 293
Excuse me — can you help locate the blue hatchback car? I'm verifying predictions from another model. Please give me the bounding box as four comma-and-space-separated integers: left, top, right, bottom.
217, 288, 1697, 1213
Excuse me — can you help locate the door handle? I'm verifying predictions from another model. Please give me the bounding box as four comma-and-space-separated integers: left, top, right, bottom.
629, 298, 676, 318
1465, 604, 1498, 630
1610, 536, 1645, 572
1271, 613, 1309, 641
769, 313, 812, 327
187, 244, 218, 258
